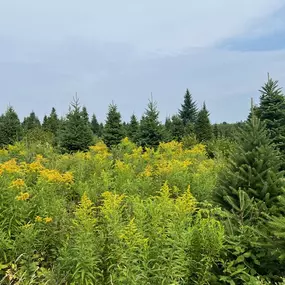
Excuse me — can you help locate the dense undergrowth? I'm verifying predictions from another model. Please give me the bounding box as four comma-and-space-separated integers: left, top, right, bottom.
0, 138, 284, 284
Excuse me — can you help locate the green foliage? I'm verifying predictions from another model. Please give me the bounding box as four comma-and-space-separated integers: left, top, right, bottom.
22, 111, 41, 134
214, 116, 284, 214
138, 99, 163, 148
103, 103, 124, 147
256, 74, 285, 153
42, 107, 60, 136
90, 114, 102, 137
59, 97, 93, 152
179, 89, 198, 125
195, 102, 213, 142
127, 114, 139, 143
0, 107, 22, 146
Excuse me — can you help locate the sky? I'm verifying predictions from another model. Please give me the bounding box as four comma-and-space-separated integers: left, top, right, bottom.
1, 0, 285, 123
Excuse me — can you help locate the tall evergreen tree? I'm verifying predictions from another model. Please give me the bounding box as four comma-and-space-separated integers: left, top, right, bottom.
256, 74, 285, 152
91, 114, 101, 136
0, 106, 21, 146
178, 89, 198, 126
59, 97, 93, 152
103, 103, 124, 147
128, 114, 139, 143
22, 111, 41, 133
81, 106, 90, 125
194, 102, 213, 142
42, 107, 60, 136
138, 99, 163, 148
214, 115, 285, 214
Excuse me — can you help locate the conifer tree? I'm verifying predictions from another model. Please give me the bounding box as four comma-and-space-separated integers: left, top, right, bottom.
178, 89, 198, 126
194, 102, 213, 142
81, 106, 90, 125
0, 106, 21, 146
91, 114, 101, 136
128, 114, 139, 143
214, 115, 285, 214
169, 115, 185, 141
138, 98, 163, 148
256, 74, 285, 152
59, 97, 93, 152
22, 111, 41, 133
103, 103, 124, 147
42, 107, 60, 136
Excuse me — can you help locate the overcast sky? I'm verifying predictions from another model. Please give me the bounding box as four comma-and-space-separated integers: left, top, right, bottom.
1, 0, 285, 123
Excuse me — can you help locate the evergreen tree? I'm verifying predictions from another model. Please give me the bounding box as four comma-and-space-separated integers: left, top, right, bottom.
256, 74, 285, 152
91, 114, 101, 136
59, 97, 93, 152
0, 106, 21, 146
170, 115, 185, 141
103, 103, 124, 147
42, 107, 60, 136
194, 102, 213, 142
22, 111, 41, 133
138, 99, 163, 148
178, 89, 198, 126
214, 115, 285, 214
128, 114, 139, 143
81, 106, 90, 125
213, 124, 219, 139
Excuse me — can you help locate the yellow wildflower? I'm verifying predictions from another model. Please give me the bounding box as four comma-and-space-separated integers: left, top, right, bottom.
16, 192, 30, 201
10, 179, 26, 189
89, 141, 108, 153
40, 169, 73, 184
1, 159, 21, 173
28, 160, 44, 172
0, 169, 3, 176
35, 216, 42, 222
61, 171, 74, 184
44, 217, 53, 223
140, 164, 153, 177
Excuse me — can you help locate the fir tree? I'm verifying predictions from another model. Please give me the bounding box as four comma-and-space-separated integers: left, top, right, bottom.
138, 98, 163, 148
91, 114, 101, 136
22, 111, 41, 133
42, 107, 60, 136
81, 106, 90, 125
214, 115, 285, 214
194, 102, 213, 142
128, 114, 139, 143
256, 74, 285, 153
103, 103, 124, 147
0, 106, 21, 146
59, 97, 93, 152
178, 89, 198, 126
170, 115, 185, 141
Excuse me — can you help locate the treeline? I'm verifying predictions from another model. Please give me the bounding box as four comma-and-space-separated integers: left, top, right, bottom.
0, 88, 241, 152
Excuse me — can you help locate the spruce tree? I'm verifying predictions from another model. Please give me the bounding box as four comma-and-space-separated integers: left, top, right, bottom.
170, 115, 184, 141
22, 111, 41, 133
91, 114, 101, 136
178, 89, 198, 126
0, 106, 21, 146
103, 103, 124, 147
59, 97, 93, 152
81, 106, 90, 125
214, 115, 285, 214
138, 99, 163, 148
42, 107, 60, 136
194, 102, 213, 142
128, 114, 139, 143
256, 74, 285, 153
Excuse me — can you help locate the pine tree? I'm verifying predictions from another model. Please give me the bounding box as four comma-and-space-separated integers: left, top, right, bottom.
22, 111, 41, 133
194, 102, 213, 142
0, 106, 21, 146
103, 103, 124, 147
138, 99, 163, 148
81, 106, 90, 125
91, 114, 101, 136
214, 115, 285, 214
256, 74, 285, 153
59, 97, 93, 152
178, 89, 198, 126
128, 114, 139, 143
42, 107, 60, 136
169, 115, 184, 141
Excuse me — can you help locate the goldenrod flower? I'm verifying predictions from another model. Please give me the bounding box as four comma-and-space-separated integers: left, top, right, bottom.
1, 159, 21, 173
35, 216, 42, 222
10, 179, 26, 189
44, 217, 52, 223
16, 192, 30, 201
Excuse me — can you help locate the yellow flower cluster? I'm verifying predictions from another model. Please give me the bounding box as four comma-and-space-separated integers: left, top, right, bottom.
89, 141, 109, 153
16, 192, 30, 201
35, 216, 53, 223
0, 159, 21, 173
39, 169, 74, 184
10, 178, 26, 189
